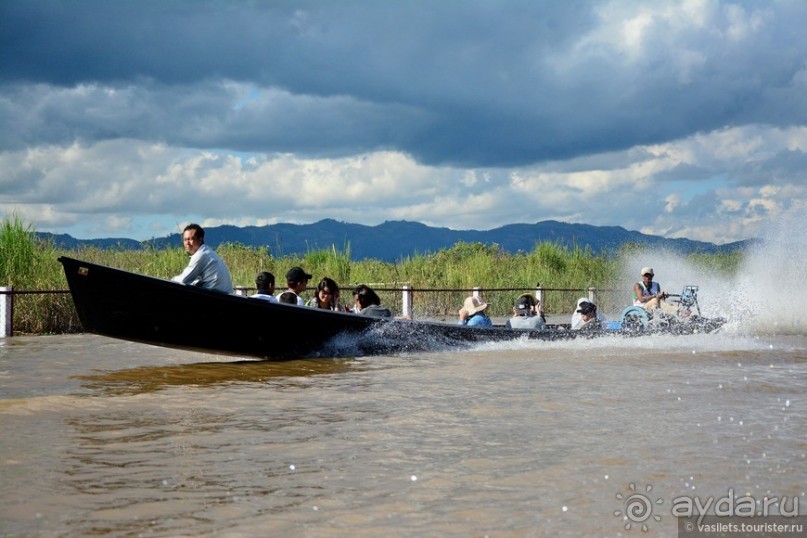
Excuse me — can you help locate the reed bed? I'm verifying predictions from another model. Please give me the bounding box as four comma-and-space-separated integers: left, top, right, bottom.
0, 217, 741, 334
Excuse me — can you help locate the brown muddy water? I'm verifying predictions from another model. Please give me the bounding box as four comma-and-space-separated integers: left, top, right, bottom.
1, 330, 805, 537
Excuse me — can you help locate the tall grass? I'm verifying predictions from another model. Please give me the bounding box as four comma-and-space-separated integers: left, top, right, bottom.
0, 217, 742, 333
0, 215, 42, 286
0, 216, 80, 333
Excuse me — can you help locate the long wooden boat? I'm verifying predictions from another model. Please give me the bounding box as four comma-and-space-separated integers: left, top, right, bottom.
58, 256, 725, 360
58, 256, 569, 359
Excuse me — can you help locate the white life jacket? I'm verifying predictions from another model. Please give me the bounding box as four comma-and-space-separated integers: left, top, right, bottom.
634, 281, 661, 306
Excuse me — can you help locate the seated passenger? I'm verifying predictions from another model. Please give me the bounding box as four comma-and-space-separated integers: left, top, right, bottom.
570, 297, 606, 327
249, 271, 277, 302
278, 291, 299, 305
506, 294, 546, 329
458, 296, 493, 327
307, 277, 347, 311
279, 266, 312, 306
352, 285, 392, 317
572, 301, 602, 331
171, 223, 233, 293
633, 267, 678, 315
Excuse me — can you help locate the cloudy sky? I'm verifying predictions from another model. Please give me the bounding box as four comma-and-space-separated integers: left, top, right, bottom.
1, 0, 806, 244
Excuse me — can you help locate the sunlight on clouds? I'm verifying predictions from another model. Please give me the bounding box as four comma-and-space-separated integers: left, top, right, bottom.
714, 129, 768, 162
745, 198, 778, 222
500, 124, 807, 244
5, 142, 178, 207
620, 12, 653, 58
680, 0, 709, 27
664, 193, 680, 213
785, 126, 807, 151
759, 185, 780, 198
565, 0, 770, 91
0, 204, 73, 228
718, 199, 743, 213
742, 185, 783, 223
724, 3, 765, 41
2, 124, 805, 243
462, 170, 491, 187
642, 141, 693, 163
139, 143, 168, 159
157, 150, 441, 211
665, 222, 734, 244
565, 170, 617, 193
104, 215, 132, 233
392, 190, 504, 230
197, 154, 256, 193
583, 1, 710, 60
510, 161, 655, 200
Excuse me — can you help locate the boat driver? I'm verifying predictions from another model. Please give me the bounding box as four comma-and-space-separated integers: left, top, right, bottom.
171, 223, 233, 294
632, 267, 678, 315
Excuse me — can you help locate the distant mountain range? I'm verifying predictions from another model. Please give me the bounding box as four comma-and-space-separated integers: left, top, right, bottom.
37, 219, 755, 262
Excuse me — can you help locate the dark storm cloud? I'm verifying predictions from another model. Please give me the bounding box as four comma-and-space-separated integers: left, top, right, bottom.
3, 0, 806, 167
1, 0, 806, 246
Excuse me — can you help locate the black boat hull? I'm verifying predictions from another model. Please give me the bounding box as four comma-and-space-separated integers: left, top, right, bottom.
58, 257, 725, 360
58, 256, 580, 360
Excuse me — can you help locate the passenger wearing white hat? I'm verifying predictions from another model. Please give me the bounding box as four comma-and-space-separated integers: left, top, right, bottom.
633, 267, 678, 315
570, 296, 607, 327
572, 301, 602, 331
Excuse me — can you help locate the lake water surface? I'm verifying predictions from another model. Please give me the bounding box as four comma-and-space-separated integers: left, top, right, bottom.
1, 329, 805, 537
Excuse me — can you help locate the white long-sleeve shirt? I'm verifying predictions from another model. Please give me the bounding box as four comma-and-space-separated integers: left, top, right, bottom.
172, 244, 233, 293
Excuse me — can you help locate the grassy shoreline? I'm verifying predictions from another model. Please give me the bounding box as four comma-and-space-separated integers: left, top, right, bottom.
1, 217, 742, 334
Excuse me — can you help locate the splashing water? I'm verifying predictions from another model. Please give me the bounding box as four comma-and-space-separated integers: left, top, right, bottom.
732, 217, 807, 334
619, 217, 807, 336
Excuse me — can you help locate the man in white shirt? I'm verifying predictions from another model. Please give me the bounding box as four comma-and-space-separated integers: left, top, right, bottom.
171, 223, 233, 294
249, 271, 278, 302
278, 266, 312, 306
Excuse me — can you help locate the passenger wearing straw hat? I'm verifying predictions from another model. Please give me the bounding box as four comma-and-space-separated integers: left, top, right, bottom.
458, 296, 493, 327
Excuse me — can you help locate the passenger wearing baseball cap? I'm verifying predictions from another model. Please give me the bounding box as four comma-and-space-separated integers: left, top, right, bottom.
286, 266, 313, 282
277, 266, 313, 306
570, 296, 607, 328
633, 266, 677, 315
506, 293, 546, 330
572, 301, 602, 331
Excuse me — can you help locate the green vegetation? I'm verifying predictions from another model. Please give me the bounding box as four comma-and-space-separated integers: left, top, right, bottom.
0, 217, 743, 334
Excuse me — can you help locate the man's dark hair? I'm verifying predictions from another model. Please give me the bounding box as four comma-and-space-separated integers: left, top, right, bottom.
278, 291, 297, 304
183, 223, 205, 241
353, 284, 381, 309
578, 302, 597, 316
255, 272, 275, 292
